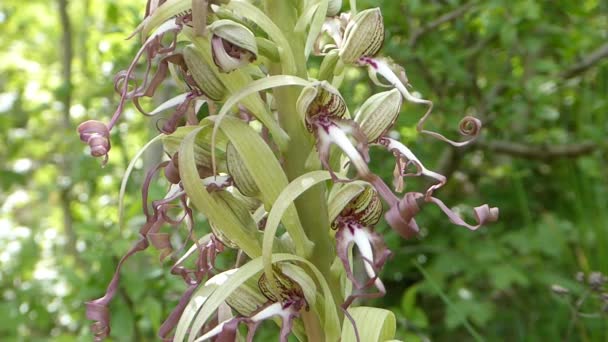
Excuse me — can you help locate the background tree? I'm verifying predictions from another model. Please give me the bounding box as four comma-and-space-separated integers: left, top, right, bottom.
0, 0, 606, 340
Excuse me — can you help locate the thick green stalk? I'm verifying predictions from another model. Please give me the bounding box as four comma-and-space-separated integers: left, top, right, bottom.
263, 0, 340, 301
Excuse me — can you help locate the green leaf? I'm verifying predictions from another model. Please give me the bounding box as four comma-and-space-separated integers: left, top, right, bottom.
414, 262, 484, 342
174, 275, 224, 342
211, 116, 312, 258
179, 124, 262, 257
406, 308, 429, 330
260, 170, 335, 293
445, 300, 494, 330
401, 284, 419, 316
489, 264, 529, 290
140, 0, 190, 37
295, 3, 320, 33
208, 74, 311, 159
118, 134, 163, 230
142, 298, 163, 332
341, 306, 396, 342
305, 0, 328, 58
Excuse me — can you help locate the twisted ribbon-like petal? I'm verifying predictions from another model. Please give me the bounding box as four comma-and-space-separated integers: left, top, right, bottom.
77, 120, 111, 165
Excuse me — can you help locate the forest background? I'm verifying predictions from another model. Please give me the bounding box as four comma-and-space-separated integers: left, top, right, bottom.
1, 0, 607, 341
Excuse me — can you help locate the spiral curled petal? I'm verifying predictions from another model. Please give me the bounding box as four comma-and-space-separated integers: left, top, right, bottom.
384, 191, 499, 238
77, 120, 111, 164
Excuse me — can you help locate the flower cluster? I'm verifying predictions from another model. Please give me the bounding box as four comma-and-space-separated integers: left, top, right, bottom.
79, 0, 498, 341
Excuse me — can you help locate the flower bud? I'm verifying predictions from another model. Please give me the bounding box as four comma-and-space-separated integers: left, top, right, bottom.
210, 221, 240, 249
225, 276, 270, 316
258, 265, 308, 309
162, 126, 225, 172
589, 272, 607, 289
226, 142, 260, 197
296, 81, 347, 130
550, 284, 570, 296
318, 49, 342, 82
327, 0, 342, 17
354, 89, 402, 143
339, 8, 384, 64
209, 20, 258, 73
164, 153, 181, 184
329, 182, 366, 224
182, 45, 227, 101
343, 185, 383, 227
280, 264, 317, 307
330, 182, 382, 228
77, 120, 111, 163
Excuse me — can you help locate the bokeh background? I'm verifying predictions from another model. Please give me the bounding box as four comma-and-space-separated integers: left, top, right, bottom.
1, 0, 607, 341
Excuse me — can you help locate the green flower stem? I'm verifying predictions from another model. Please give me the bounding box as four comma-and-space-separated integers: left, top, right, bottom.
302, 310, 324, 342
264, 0, 343, 308
262, 0, 308, 76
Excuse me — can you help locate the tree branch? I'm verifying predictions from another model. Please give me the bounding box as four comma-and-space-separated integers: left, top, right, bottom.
479, 140, 597, 160
561, 42, 608, 79
409, 1, 478, 47
57, 0, 81, 262
58, 0, 72, 120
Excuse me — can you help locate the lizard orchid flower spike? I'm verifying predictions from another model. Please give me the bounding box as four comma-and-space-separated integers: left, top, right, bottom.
79, 1, 498, 341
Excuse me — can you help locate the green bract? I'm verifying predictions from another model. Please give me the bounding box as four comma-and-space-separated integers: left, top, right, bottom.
226, 142, 260, 197
183, 45, 228, 101
209, 19, 258, 57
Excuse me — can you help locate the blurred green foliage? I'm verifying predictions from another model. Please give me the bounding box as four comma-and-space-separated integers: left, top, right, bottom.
1, 0, 606, 341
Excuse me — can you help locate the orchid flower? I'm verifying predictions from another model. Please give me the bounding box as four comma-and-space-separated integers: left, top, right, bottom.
296, 81, 371, 180
331, 184, 391, 306
197, 265, 310, 342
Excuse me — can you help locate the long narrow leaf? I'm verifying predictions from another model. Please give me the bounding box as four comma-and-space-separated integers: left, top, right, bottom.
208, 74, 311, 169
174, 276, 220, 342
179, 125, 262, 257
295, 3, 320, 32
210, 116, 312, 257
141, 0, 190, 38
260, 171, 337, 299
305, 0, 328, 58
118, 134, 163, 230
341, 307, 397, 342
